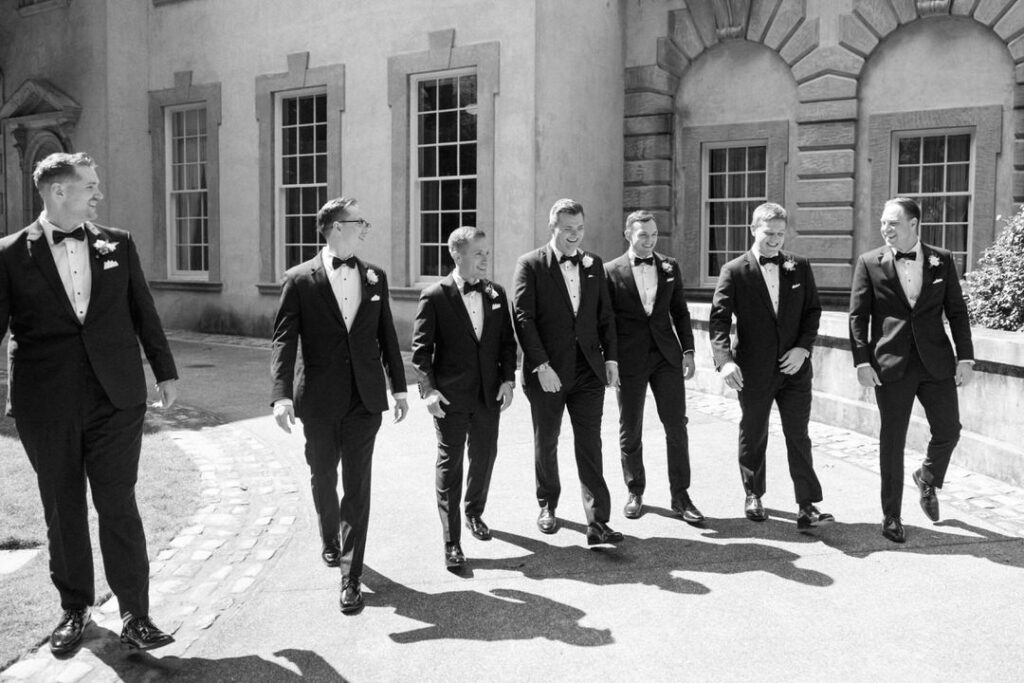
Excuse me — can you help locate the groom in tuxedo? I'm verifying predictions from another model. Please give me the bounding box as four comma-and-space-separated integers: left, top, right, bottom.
0, 153, 178, 654
512, 198, 623, 546
411, 227, 518, 570
849, 196, 974, 543
271, 197, 408, 614
604, 210, 703, 523
709, 202, 834, 530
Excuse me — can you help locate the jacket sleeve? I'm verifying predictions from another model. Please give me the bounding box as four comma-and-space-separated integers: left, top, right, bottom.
377, 270, 408, 394
848, 254, 874, 367
668, 260, 695, 352
126, 233, 178, 383
496, 286, 519, 383
410, 290, 437, 393
595, 260, 617, 363
794, 257, 821, 352
512, 255, 550, 370
270, 272, 301, 405
708, 264, 736, 369
943, 257, 974, 362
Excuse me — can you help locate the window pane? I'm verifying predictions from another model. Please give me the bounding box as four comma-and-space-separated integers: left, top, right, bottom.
459, 144, 476, 176
709, 174, 726, 199
923, 137, 944, 163
438, 78, 457, 109
419, 81, 438, 113
921, 196, 942, 224
421, 213, 439, 243
462, 179, 476, 210
419, 147, 436, 178
921, 224, 941, 244
728, 173, 744, 198
748, 172, 765, 198
441, 179, 460, 210
418, 113, 437, 145
748, 146, 766, 171
315, 123, 327, 153
421, 181, 439, 210
921, 165, 943, 193
441, 211, 460, 237
299, 96, 315, 125
946, 195, 969, 222
709, 148, 726, 173
708, 252, 726, 276
438, 145, 458, 176
459, 110, 477, 142
462, 211, 476, 228
283, 156, 297, 185
283, 126, 296, 156
315, 94, 326, 122
728, 147, 746, 172
897, 167, 919, 194
728, 202, 746, 226
947, 163, 969, 192
898, 138, 920, 165
441, 249, 455, 273
458, 75, 477, 107
947, 134, 970, 162
283, 98, 297, 126
421, 246, 439, 276
438, 111, 458, 143
315, 155, 326, 184
709, 202, 727, 226
299, 156, 314, 184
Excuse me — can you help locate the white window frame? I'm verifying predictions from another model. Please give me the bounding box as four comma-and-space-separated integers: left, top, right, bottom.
164, 103, 210, 280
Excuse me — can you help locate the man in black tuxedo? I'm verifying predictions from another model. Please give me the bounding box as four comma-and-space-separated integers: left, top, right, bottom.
0, 153, 179, 654
271, 197, 408, 614
512, 198, 623, 546
849, 196, 974, 543
709, 202, 834, 530
411, 227, 518, 570
604, 211, 702, 523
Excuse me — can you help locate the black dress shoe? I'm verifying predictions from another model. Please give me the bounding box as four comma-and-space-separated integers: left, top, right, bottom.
537, 507, 558, 534
466, 516, 491, 541
671, 495, 705, 524
913, 469, 940, 522
50, 607, 91, 655
623, 493, 643, 519
586, 522, 624, 546
445, 542, 467, 570
340, 576, 364, 614
744, 494, 767, 522
120, 615, 175, 651
321, 543, 341, 568
882, 516, 906, 543
797, 504, 835, 530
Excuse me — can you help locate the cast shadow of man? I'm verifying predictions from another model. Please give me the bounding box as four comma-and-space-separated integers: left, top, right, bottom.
469, 519, 832, 594
360, 566, 612, 647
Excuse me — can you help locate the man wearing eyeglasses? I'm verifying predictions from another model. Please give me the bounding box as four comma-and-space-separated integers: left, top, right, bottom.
271, 197, 408, 615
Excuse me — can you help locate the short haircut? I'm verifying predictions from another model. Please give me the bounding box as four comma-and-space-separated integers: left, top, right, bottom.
885, 196, 921, 224
316, 197, 358, 236
548, 198, 584, 227
448, 226, 487, 255
750, 202, 787, 229
625, 210, 655, 232
33, 152, 96, 190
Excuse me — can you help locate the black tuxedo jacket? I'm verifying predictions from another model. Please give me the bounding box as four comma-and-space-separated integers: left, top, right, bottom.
604, 252, 694, 377
849, 243, 973, 382
270, 253, 407, 418
410, 276, 517, 412
709, 250, 821, 384
512, 245, 616, 385
0, 221, 177, 416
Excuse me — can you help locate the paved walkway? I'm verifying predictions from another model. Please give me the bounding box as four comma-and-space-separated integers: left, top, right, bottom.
2, 332, 1024, 682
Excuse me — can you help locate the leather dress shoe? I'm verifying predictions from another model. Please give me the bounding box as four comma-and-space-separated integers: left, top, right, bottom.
913, 469, 940, 522
671, 495, 705, 524
321, 543, 341, 568
744, 494, 767, 522
445, 542, 467, 570
797, 504, 835, 530
537, 507, 558, 534
586, 522, 624, 546
466, 516, 491, 541
882, 515, 906, 543
623, 493, 643, 519
50, 607, 91, 655
120, 615, 175, 651
340, 576, 364, 614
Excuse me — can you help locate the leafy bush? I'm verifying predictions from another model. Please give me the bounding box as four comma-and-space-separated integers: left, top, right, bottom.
963, 206, 1024, 331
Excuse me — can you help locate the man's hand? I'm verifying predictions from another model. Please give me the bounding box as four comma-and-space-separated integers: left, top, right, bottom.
605, 361, 619, 389
393, 397, 409, 423
721, 361, 744, 391
955, 361, 974, 387
154, 379, 178, 409
425, 390, 449, 419
273, 402, 295, 433
857, 365, 882, 388
496, 383, 514, 412
537, 364, 562, 393
779, 348, 809, 375
682, 353, 696, 380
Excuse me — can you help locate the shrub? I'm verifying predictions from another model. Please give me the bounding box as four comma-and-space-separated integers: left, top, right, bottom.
963, 206, 1024, 331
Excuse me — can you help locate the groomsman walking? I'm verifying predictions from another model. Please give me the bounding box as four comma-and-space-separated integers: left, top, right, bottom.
604, 210, 703, 523
271, 197, 408, 614
411, 227, 518, 570
709, 202, 834, 529
512, 198, 623, 545
849, 196, 974, 543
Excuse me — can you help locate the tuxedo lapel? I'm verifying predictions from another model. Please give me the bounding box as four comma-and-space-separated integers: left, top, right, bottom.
878, 249, 911, 309
919, 243, 937, 303
651, 254, 672, 312
546, 247, 575, 316
618, 257, 645, 313
26, 227, 80, 324
443, 276, 479, 343
312, 254, 346, 327
84, 227, 104, 318
776, 252, 791, 322
745, 251, 777, 320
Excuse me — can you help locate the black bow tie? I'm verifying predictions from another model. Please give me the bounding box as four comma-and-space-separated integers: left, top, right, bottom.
332, 255, 358, 270
52, 226, 86, 244
559, 253, 581, 266
633, 256, 654, 267
462, 280, 485, 295
758, 254, 782, 266
895, 250, 917, 261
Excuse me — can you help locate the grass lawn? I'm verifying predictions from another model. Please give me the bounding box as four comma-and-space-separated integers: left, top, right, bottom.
0, 409, 202, 669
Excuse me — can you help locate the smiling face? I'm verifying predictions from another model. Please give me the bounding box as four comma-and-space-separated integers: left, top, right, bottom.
327, 203, 371, 255
454, 236, 489, 282
551, 211, 585, 255
626, 219, 658, 259
54, 165, 103, 227
879, 202, 918, 252
751, 217, 786, 257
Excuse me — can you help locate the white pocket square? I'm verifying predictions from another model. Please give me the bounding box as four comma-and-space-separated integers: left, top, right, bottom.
370, 294, 381, 301
491, 304, 501, 310
667, 278, 675, 282
933, 278, 944, 284
791, 283, 801, 289
103, 260, 118, 270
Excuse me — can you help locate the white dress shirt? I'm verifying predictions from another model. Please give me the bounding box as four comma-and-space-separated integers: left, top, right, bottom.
628, 249, 658, 316
324, 247, 362, 330
451, 271, 484, 340
751, 246, 780, 314
40, 214, 92, 323
893, 241, 923, 308
551, 243, 581, 315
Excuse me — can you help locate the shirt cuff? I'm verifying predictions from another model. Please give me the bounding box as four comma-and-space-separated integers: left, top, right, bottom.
605, 360, 618, 367
683, 350, 695, 355
393, 392, 408, 400
958, 359, 975, 365
273, 398, 293, 408
855, 362, 871, 369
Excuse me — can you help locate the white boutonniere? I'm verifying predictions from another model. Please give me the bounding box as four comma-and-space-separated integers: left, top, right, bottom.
928, 255, 941, 268
782, 257, 797, 272
581, 254, 594, 269
661, 261, 673, 275
485, 283, 499, 300
366, 269, 379, 285
93, 239, 118, 256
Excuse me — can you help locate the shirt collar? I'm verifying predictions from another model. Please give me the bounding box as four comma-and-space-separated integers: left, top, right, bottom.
751, 246, 777, 265
38, 213, 87, 247
451, 270, 482, 294
549, 241, 578, 263
322, 246, 357, 272
890, 241, 922, 257
627, 248, 654, 265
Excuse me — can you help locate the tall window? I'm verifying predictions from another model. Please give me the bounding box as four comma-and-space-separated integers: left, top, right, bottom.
277, 91, 327, 270
703, 142, 767, 279
166, 105, 208, 276
411, 70, 477, 279
894, 132, 972, 274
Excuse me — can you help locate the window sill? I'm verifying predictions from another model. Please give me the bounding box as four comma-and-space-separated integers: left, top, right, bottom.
389, 286, 427, 301
256, 282, 282, 296
149, 279, 223, 292
18, 0, 70, 17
